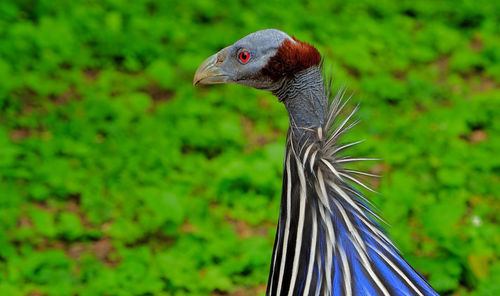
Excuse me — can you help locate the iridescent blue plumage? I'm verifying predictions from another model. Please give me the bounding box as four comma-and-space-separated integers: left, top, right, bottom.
265, 75, 439, 295
264, 66, 439, 296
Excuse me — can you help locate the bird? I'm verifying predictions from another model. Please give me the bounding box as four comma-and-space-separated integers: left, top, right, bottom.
193, 29, 438, 296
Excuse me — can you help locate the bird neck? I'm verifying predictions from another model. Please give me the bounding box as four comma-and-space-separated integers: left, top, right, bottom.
273, 66, 327, 132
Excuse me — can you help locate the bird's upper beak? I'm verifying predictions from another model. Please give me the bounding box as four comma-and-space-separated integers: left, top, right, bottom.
193, 48, 230, 86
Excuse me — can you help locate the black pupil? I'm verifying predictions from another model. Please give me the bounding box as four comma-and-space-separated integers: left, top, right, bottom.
241, 52, 248, 61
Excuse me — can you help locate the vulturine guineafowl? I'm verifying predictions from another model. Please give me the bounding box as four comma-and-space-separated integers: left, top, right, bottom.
194, 29, 438, 296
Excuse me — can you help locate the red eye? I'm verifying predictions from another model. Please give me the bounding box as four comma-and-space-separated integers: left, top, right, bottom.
239, 51, 250, 63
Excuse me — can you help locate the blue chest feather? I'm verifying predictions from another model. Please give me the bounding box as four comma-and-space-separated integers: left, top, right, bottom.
266, 89, 438, 296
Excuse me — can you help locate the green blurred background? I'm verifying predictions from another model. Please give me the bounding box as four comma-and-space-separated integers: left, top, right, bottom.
0, 0, 499, 295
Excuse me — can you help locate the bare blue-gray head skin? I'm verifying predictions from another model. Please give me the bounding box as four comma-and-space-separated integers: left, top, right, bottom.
193, 29, 294, 90
194, 30, 439, 296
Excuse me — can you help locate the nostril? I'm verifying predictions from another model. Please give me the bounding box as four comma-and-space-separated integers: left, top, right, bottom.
216, 53, 226, 66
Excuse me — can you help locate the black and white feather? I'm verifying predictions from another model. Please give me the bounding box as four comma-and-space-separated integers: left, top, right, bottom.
266, 84, 438, 296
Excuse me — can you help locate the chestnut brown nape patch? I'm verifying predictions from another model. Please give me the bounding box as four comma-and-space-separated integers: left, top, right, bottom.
261, 36, 321, 81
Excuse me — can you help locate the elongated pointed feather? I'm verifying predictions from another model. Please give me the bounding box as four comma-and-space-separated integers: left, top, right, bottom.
267, 84, 438, 296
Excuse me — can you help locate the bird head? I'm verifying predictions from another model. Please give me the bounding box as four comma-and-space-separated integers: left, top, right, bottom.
193, 29, 321, 91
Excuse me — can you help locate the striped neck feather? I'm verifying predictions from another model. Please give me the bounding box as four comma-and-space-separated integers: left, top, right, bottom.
266, 70, 438, 296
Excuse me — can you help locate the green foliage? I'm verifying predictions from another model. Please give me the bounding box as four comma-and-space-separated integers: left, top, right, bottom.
0, 0, 499, 295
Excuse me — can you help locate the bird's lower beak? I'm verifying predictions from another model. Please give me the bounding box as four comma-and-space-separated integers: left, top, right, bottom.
193, 51, 229, 86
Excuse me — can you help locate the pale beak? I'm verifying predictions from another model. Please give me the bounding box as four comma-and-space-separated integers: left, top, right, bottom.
193, 50, 229, 86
